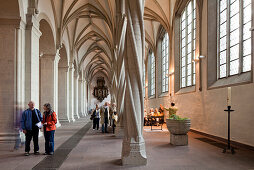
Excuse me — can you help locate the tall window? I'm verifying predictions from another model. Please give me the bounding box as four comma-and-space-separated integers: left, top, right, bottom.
162, 33, 169, 93
218, 0, 252, 78
150, 52, 155, 96
180, 0, 196, 88
143, 65, 146, 97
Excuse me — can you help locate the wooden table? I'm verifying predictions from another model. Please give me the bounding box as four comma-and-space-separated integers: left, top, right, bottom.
148, 116, 164, 131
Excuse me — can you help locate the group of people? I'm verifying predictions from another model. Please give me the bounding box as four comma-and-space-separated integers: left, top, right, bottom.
91, 102, 118, 134
144, 104, 165, 126
18, 101, 57, 156
144, 104, 165, 117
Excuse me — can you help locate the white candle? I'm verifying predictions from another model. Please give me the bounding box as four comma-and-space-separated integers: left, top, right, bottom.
227, 87, 231, 106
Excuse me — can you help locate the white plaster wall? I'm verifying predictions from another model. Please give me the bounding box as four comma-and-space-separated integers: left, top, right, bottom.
145, 0, 254, 147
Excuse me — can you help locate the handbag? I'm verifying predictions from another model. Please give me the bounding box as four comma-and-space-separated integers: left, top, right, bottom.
90, 111, 95, 120
90, 114, 95, 120
20, 130, 25, 143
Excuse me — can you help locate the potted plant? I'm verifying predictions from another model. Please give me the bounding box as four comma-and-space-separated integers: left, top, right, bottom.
165, 103, 191, 146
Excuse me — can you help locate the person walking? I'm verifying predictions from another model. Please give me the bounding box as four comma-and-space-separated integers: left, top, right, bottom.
42, 103, 57, 155
92, 104, 100, 130
20, 101, 42, 156
101, 102, 110, 133
112, 112, 118, 134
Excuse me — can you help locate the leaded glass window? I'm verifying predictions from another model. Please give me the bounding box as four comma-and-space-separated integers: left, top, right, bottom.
150, 52, 155, 96
180, 0, 196, 88
162, 33, 169, 93
218, 0, 252, 78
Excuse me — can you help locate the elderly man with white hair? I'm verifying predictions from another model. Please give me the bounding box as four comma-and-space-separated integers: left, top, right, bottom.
20, 101, 42, 156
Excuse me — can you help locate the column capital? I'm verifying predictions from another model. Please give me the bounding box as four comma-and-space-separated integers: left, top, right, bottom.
55, 53, 61, 63
0, 18, 21, 26
39, 53, 55, 61
26, 14, 41, 37
79, 77, 84, 82
59, 66, 69, 72
69, 62, 74, 69
74, 74, 79, 79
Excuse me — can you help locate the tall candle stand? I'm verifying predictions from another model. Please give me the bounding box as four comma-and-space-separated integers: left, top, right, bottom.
223, 105, 235, 154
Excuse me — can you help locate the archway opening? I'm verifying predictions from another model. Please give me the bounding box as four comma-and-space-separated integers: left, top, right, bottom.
39, 19, 56, 112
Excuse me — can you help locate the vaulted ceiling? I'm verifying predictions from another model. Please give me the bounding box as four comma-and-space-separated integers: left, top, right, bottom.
36, 0, 176, 83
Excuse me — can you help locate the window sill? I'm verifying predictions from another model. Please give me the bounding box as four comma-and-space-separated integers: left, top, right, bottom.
208, 72, 252, 90
175, 86, 196, 95
159, 92, 169, 98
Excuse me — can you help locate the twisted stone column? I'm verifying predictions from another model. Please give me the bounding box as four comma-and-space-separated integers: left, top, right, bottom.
121, 0, 147, 165
115, 0, 127, 138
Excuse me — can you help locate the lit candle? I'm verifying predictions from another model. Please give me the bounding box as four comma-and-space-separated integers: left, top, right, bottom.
227, 87, 231, 106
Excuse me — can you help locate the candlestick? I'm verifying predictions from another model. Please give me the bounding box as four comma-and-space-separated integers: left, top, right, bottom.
227, 87, 231, 106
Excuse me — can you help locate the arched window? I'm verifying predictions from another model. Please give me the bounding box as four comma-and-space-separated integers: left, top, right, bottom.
149, 52, 155, 96
218, 0, 252, 78
180, 0, 196, 88
162, 33, 169, 93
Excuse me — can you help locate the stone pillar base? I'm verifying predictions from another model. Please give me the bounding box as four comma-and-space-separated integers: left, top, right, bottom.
122, 140, 147, 166
74, 114, 80, 120
170, 133, 188, 146
0, 133, 17, 142
114, 125, 124, 138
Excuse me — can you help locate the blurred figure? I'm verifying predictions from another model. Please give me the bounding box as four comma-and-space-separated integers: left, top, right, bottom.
21, 101, 42, 156
144, 109, 148, 126
154, 108, 160, 116
14, 103, 25, 150
42, 103, 57, 155
110, 103, 116, 127
101, 102, 110, 133
111, 103, 117, 134
149, 108, 154, 116
159, 104, 164, 114
92, 104, 100, 130
165, 102, 178, 119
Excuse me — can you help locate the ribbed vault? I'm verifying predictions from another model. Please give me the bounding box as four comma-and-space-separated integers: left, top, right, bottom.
35, 0, 174, 88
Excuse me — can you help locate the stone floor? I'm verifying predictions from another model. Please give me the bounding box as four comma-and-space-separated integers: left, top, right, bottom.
0, 117, 254, 170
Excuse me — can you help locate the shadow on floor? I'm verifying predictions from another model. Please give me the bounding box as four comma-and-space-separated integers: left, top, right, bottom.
195, 137, 238, 150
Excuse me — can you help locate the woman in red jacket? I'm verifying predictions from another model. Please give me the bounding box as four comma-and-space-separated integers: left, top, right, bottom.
42, 103, 57, 155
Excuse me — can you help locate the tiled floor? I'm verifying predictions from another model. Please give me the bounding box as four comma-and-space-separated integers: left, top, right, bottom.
0, 117, 91, 170
0, 118, 254, 170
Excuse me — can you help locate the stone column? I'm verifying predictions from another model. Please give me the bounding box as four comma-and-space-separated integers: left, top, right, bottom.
68, 64, 75, 122
115, 1, 127, 138
74, 74, 80, 119
83, 80, 88, 116
121, 0, 147, 165
53, 53, 61, 127
39, 53, 61, 127
0, 18, 26, 141
25, 14, 41, 108
58, 66, 70, 122
78, 78, 83, 117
